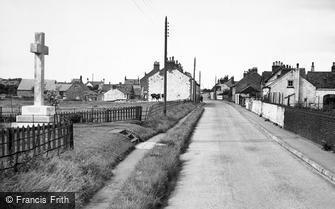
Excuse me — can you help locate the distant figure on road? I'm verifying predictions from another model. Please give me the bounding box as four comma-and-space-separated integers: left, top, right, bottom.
200, 95, 203, 102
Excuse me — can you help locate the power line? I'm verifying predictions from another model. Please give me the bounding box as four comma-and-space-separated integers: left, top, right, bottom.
130, 0, 146, 16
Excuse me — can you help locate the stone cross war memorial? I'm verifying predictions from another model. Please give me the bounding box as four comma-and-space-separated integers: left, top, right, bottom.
13, 32, 56, 127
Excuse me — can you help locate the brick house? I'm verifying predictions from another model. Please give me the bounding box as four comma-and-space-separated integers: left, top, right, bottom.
306, 62, 335, 109
123, 77, 141, 99
140, 61, 160, 100
211, 76, 235, 100
55, 83, 72, 98
64, 78, 97, 101
233, 68, 261, 105
262, 62, 335, 109
262, 63, 315, 107
124, 77, 140, 85
17, 79, 56, 98
0, 78, 21, 95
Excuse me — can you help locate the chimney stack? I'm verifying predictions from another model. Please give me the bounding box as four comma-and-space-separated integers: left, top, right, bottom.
153, 61, 160, 71
311, 62, 315, 72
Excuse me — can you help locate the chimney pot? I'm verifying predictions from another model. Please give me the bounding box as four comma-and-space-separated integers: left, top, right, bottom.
311, 62, 315, 72
332, 62, 335, 72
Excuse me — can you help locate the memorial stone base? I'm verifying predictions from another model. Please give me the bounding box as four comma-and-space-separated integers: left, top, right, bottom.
12, 105, 56, 128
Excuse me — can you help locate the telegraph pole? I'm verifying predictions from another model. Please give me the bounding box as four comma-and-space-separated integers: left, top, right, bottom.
199, 70, 201, 102
163, 16, 169, 115
214, 75, 217, 100
193, 57, 196, 103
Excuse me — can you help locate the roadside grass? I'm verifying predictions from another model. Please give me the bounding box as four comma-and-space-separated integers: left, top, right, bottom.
0, 123, 155, 208
109, 106, 204, 209
143, 102, 197, 132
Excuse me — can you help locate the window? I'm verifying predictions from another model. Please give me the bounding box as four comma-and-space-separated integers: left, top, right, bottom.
287, 80, 293, 88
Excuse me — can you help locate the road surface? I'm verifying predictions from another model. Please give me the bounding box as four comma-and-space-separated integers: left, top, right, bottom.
165, 100, 335, 209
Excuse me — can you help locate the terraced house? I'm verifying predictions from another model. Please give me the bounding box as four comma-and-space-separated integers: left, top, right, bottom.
144, 57, 199, 101
262, 61, 335, 109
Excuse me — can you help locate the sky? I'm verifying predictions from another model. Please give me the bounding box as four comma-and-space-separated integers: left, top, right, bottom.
0, 0, 335, 89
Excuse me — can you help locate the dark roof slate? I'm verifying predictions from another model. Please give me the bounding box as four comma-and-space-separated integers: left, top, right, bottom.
306, 72, 335, 88
235, 72, 261, 93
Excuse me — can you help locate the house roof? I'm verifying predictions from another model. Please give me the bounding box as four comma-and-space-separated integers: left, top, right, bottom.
264, 68, 291, 83
17, 79, 56, 91
0, 78, 21, 87
224, 77, 235, 87
56, 83, 72, 91
124, 78, 140, 85
306, 71, 335, 88
133, 85, 141, 96
116, 84, 133, 95
99, 84, 113, 92
140, 68, 160, 83
85, 81, 103, 87
235, 72, 261, 93
261, 71, 272, 83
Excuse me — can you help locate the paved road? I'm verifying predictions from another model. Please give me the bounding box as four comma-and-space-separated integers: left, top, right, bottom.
165, 101, 335, 209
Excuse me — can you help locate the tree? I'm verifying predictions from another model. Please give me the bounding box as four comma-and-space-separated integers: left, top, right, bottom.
46, 90, 59, 107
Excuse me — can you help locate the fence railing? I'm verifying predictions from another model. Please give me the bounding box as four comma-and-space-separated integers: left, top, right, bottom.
146, 100, 188, 118
0, 120, 73, 171
54, 106, 142, 123
0, 106, 143, 124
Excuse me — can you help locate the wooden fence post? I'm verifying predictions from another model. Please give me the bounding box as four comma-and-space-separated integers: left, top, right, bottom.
52, 123, 56, 151
139, 106, 142, 121
8, 128, 14, 168
36, 125, 41, 155
14, 127, 20, 171
1, 129, 5, 157
47, 124, 51, 156
31, 125, 36, 156
69, 123, 74, 149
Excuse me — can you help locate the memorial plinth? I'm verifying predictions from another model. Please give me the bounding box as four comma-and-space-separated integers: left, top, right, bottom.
12, 32, 55, 128
16, 105, 55, 123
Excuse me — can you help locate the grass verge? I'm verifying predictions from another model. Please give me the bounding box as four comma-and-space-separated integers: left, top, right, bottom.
0, 124, 155, 208
143, 102, 197, 132
109, 106, 204, 209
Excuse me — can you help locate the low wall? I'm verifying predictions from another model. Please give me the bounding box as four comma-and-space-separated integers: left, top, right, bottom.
248, 100, 285, 127
262, 103, 285, 127
251, 100, 262, 115
284, 108, 335, 145
246, 100, 335, 146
